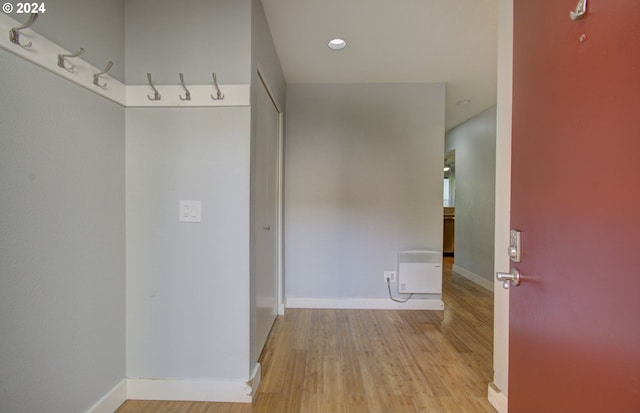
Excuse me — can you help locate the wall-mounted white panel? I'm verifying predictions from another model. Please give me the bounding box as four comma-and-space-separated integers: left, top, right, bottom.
398, 251, 442, 294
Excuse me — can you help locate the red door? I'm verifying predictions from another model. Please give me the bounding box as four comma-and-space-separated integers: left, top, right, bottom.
510, 1, 640, 411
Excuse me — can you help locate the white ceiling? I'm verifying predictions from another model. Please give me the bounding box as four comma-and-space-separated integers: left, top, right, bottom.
260, 0, 498, 130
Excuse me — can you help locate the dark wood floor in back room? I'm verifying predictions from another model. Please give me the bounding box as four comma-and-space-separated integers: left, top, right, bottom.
116, 257, 496, 413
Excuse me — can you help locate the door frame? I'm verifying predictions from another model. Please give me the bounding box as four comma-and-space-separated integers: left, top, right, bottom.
489, 0, 513, 412
256, 67, 285, 317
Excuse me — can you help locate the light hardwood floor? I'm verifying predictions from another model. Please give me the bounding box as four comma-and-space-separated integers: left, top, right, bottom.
116, 257, 496, 413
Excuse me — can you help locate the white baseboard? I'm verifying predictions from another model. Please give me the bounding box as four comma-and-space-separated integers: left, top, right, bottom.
453, 265, 494, 292
87, 379, 127, 413
89, 372, 259, 412
488, 382, 508, 413
286, 297, 444, 310
249, 363, 261, 402
127, 377, 253, 403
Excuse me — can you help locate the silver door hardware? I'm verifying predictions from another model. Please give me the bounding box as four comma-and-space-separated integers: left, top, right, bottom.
570, 0, 587, 21
509, 229, 522, 262
496, 268, 521, 289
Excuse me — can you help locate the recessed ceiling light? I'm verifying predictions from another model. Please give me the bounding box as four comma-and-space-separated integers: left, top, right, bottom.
456, 99, 471, 106
328, 38, 347, 50
444, 166, 451, 172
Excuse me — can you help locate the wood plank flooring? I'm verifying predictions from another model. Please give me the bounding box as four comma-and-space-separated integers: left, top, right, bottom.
116, 257, 496, 413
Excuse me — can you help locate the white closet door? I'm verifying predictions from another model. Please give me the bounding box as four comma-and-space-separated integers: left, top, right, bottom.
255, 76, 279, 355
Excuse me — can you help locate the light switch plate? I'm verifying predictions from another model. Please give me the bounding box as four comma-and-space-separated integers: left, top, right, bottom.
179, 200, 201, 223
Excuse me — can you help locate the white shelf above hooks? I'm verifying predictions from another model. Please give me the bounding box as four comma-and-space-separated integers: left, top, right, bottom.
0, 14, 249, 108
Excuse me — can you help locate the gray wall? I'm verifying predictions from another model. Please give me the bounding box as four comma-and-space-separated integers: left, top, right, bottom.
125, 0, 255, 381
125, 0, 251, 85
284, 83, 445, 299
125, 108, 251, 379
445, 106, 497, 284
7, 0, 125, 81
249, 0, 286, 369
0, 4, 126, 411
250, 0, 285, 107
1, 0, 283, 406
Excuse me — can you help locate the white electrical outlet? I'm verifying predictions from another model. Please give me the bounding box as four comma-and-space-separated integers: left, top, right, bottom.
384, 271, 397, 283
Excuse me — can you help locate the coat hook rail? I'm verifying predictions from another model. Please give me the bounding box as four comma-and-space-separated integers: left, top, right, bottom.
146, 73, 161, 101
9, 13, 38, 48
93, 60, 113, 88
178, 73, 191, 101
570, 0, 587, 20
211, 72, 224, 100
57, 47, 85, 72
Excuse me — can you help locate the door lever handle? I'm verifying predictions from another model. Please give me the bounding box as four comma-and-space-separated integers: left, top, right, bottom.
496, 268, 521, 289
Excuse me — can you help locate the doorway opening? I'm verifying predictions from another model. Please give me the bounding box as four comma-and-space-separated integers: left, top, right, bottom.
444, 150, 456, 257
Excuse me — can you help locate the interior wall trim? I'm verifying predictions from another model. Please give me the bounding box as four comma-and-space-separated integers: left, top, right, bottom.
126, 378, 254, 404
452, 264, 494, 292
86, 380, 127, 413
0, 14, 250, 108
286, 297, 444, 311
488, 382, 508, 413
249, 363, 262, 403
85, 371, 263, 410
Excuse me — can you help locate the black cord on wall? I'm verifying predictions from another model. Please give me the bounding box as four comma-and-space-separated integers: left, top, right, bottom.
386, 280, 413, 303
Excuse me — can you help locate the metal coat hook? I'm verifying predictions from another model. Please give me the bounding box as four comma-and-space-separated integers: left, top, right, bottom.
570, 0, 587, 21
211, 72, 224, 100
178, 73, 191, 101
146, 73, 161, 101
93, 61, 114, 88
9, 13, 38, 49
57, 48, 85, 72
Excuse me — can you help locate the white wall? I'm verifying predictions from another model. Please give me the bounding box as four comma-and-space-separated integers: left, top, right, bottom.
125, 0, 255, 382
284, 83, 445, 300
0, 1, 126, 411
445, 106, 497, 286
